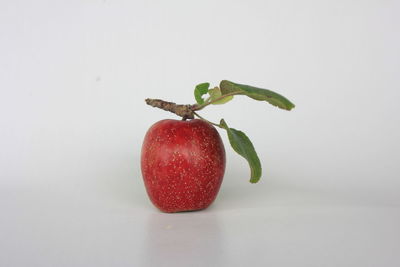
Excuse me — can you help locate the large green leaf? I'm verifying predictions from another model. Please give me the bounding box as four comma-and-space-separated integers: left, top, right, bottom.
220, 119, 262, 183
194, 82, 210, 105
220, 80, 295, 110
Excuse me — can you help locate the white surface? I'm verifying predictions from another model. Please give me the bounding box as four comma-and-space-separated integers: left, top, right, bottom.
1, 0, 400, 266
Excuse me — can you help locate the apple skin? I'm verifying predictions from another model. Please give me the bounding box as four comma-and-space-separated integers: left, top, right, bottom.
141, 119, 226, 213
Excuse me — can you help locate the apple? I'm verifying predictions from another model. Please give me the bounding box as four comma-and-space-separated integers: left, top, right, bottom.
141, 119, 226, 213
141, 80, 295, 213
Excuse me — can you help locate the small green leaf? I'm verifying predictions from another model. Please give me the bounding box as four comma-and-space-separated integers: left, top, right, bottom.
220, 80, 295, 111
220, 119, 262, 183
194, 82, 210, 105
208, 87, 233, 105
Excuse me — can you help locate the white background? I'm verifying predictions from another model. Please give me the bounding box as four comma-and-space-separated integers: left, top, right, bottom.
1, 0, 400, 266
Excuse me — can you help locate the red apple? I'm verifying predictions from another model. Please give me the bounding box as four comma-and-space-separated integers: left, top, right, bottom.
141, 119, 226, 212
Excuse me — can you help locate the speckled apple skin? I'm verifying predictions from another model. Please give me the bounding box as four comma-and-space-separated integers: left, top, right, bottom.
141, 119, 226, 213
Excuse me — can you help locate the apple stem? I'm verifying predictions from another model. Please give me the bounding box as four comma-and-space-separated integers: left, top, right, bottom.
145, 98, 196, 120
145, 98, 225, 129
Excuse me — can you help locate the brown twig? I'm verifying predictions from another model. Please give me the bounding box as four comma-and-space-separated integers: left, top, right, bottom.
145, 99, 197, 120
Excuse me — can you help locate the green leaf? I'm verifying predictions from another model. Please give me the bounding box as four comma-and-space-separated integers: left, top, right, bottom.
220, 80, 295, 111
208, 87, 234, 105
220, 119, 262, 183
194, 82, 210, 105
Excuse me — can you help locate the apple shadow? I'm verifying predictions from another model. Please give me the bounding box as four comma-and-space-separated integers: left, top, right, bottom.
141, 211, 224, 266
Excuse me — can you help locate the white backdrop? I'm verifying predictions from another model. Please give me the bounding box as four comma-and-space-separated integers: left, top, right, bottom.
1, 0, 400, 266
